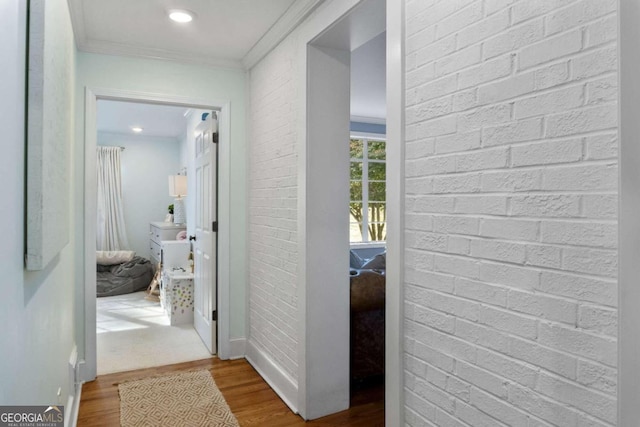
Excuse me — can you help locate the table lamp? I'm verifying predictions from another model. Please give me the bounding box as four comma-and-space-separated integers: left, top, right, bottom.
168, 175, 187, 224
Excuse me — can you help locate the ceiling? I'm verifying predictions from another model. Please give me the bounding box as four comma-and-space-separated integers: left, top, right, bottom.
68, 0, 317, 69
351, 32, 386, 122
97, 100, 191, 138
81, 0, 386, 132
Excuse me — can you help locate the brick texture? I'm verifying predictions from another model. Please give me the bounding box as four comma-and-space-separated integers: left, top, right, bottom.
404, 0, 618, 425
248, 37, 299, 382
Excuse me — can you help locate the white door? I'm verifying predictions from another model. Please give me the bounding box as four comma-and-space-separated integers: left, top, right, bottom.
193, 113, 217, 354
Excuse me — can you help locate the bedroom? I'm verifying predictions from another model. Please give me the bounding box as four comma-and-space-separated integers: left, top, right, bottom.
95, 99, 213, 374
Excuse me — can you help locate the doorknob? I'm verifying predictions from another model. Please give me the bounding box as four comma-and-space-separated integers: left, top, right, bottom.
189, 235, 196, 241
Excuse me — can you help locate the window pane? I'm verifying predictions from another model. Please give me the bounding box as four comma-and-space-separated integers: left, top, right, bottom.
368, 203, 386, 223
350, 180, 362, 201
350, 161, 362, 180
349, 207, 364, 242
350, 139, 364, 159
368, 222, 387, 241
350, 202, 364, 224
350, 222, 364, 242
368, 140, 386, 160
368, 182, 385, 202
368, 162, 385, 180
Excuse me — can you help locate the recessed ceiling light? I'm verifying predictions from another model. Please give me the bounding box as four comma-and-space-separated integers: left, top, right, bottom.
168, 9, 195, 23
131, 127, 143, 133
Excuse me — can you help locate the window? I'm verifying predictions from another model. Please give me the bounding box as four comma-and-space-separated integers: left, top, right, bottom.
350, 136, 386, 243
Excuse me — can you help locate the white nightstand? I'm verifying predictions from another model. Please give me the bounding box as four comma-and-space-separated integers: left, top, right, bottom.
149, 221, 186, 265
160, 270, 194, 326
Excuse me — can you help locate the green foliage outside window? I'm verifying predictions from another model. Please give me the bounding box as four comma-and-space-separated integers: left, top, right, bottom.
350, 138, 386, 242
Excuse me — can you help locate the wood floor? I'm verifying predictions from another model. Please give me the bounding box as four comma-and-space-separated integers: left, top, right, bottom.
77, 357, 384, 426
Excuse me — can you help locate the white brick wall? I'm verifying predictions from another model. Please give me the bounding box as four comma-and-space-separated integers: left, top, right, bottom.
404, 0, 618, 425
248, 36, 299, 382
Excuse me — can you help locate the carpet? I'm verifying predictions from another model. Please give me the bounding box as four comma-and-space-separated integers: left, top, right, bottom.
97, 291, 212, 375
119, 370, 239, 427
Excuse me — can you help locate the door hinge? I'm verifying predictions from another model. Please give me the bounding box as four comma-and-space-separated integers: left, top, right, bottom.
212, 221, 218, 232
212, 310, 217, 322
212, 132, 219, 144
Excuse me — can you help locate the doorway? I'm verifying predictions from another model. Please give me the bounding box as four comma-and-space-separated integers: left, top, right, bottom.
93, 99, 213, 374
81, 88, 233, 382
300, 0, 391, 420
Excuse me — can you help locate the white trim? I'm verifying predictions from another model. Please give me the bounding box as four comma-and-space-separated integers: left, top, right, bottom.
350, 241, 386, 250
618, 1, 639, 424
76, 39, 244, 70
350, 115, 386, 125
65, 345, 81, 427
65, 387, 81, 427
349, 136, 386, 244
81, 87, 233, 381
229, 338, 247, 360
294, 0, 391, 420
350, 131, 387, 140
242, 0, 326, 69
244, 69, 252, 356
245, 340, 299, 414
385, 0, 405, 425
217, 102, 233, 361
83, 88, 98, 381
303, 43, 351, 419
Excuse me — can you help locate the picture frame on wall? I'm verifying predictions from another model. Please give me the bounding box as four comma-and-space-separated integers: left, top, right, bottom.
25, 0, 73, 270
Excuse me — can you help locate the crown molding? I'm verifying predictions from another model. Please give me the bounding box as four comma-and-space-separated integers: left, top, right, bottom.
77, 38, 244, 70
242, 0, 325, 70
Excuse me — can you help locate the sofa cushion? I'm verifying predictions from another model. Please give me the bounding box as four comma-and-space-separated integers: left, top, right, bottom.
350, 250, 365, 269
361, 251, 386, 270
350, 270, 385, 312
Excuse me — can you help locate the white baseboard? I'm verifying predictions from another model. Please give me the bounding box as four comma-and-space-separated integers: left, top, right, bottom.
65, 346, 81, 427
65, 388, 81, 427
229, 338, 246, 360
245, 340, 299, 414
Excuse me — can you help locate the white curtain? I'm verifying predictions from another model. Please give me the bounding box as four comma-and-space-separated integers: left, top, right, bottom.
96, 146, 130, 251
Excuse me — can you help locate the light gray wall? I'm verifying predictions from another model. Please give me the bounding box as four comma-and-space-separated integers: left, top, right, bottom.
97, 132, 180, 258
403, 1, 618, 426
0, 0, 78, 414
351, 30, 386, 121
74, 53, 248, 358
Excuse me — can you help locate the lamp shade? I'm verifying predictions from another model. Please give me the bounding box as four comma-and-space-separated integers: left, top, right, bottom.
168, 175, 187, 197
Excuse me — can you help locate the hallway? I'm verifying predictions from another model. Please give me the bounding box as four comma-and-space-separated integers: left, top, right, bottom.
78, 358, 384, 426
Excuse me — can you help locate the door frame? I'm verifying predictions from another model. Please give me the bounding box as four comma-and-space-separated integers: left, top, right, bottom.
294, 0, 403, 422
618, 1, 640, 423
81, 87, 232, 381
385, 0, 405, 424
